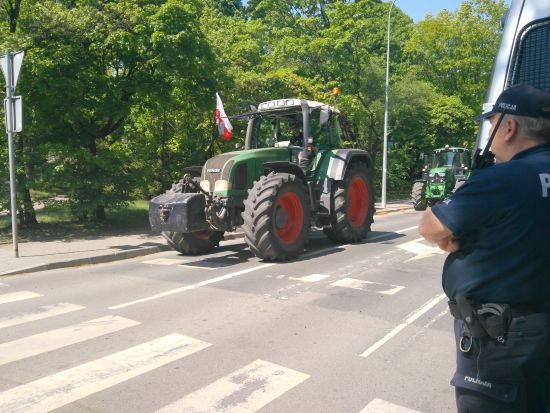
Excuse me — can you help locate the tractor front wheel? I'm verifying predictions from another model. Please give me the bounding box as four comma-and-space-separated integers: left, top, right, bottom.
162, 230, 224, 255
323, 162, 374, 243
411, 181, 427, 211
243, 172, 310, 261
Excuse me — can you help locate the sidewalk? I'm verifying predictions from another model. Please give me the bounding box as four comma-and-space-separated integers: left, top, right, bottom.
0, 200, 411, 277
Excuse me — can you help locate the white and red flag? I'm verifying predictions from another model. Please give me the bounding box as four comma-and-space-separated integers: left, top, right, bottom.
215, 92, 233, 140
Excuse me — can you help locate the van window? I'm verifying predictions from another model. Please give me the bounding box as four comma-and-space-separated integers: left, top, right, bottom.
509, 19, 550, 91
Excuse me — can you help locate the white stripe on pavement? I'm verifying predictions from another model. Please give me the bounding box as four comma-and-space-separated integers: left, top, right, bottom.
142, 258, 188, 265
0, 302, 85, 330
109, 263, 275, 310
0, 291, 42, 305
359, 293, 447, 358
396, 238, 445, 261
0, 333, 211, 413
331, 278, 405, 295
0, 315, 139, 366
367, 226, 418, 242
300, 244, 350, 259
289, 274, 330, 283
156, 359, 309, 413
0, 282, 8, 287
359, 398, 423, 413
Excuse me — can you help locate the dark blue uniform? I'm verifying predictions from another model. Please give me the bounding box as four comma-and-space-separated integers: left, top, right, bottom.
431, 144, 550, 412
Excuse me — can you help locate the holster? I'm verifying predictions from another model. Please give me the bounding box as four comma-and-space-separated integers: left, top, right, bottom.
448, 296, 511, 343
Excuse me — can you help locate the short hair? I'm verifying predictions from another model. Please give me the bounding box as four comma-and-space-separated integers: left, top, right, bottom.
507, 114, 550, 144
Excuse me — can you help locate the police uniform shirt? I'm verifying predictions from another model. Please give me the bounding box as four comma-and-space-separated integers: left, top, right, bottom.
431, 144, 550, 307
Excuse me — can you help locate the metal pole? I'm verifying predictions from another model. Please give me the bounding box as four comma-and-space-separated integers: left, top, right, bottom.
5, 52, 19, 258
381, 0, 396, 209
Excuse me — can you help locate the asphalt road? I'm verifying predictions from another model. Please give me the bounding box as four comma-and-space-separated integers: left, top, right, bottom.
0, 210, 457, 413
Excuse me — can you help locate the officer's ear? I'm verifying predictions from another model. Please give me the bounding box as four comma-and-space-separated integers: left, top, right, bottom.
503, 117, 519, 143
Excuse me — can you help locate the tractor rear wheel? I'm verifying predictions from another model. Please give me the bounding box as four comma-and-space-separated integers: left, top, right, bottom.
323, 162, 374, 243
243, 172, 310, 261
411, 181, 427, 211
162, 230, 224, 255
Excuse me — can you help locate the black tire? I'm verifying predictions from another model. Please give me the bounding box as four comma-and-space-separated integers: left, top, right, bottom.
162, 230, 224, 255
161, 176, 223, 255
323, 162, 375, 243
242, 172, 310, 261
411, 181, 427, 211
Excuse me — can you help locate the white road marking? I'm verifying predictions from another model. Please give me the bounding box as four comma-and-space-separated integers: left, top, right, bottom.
0, 302, 85, 330
0, 333, 210, 413
359, 398, 423, 413
0, 282, 8, 287
0, 291, 42, 305
331, 278, 405, 295
396, 238, 445, 261
0, 315, 139, 366
177, 264, 218, 271
109, 263, 275, 310
300, 244, 350, 259
289, 274, 330, 283
142, 258, 188, 265
368, 226, 418, 242
359, 293, 447, 358
156, 359, 309, 413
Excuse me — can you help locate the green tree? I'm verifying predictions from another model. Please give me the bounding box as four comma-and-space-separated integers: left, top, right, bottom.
404, 0, 507, 111
4, 0, 218, 221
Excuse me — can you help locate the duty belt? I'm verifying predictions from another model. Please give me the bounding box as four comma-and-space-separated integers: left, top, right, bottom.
448, 296, 512, 352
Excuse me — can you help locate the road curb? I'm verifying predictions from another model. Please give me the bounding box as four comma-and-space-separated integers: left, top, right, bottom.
1, 205, 411, 276
0, 244, 170, 277
374, 206, 412, 216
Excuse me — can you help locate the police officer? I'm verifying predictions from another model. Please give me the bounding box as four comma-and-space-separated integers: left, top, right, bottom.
418, 84, 550, 413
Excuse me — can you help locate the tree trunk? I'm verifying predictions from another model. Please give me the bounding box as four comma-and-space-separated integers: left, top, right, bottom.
88, 138, 106, 222
16, 135, 38, 227
94, 205, 106, 222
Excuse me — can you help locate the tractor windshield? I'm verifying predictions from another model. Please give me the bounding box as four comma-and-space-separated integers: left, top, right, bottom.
431, 150, 470, 169
248, 114, 303, 149
247, 107, 342, 150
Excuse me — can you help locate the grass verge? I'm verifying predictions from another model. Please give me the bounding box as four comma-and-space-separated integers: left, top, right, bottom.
0, 201, 150, 243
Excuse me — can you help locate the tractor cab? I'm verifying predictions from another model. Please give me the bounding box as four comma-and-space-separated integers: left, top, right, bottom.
427, 146, 471, 180
245, 99, 342, 154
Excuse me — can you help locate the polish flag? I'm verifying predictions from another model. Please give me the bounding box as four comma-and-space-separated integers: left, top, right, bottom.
215, 92, 233, 140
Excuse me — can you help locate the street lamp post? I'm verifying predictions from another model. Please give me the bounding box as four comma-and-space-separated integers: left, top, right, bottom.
381, 0, 397, 208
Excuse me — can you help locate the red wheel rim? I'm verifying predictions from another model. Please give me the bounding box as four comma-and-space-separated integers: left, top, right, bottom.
275, 192, 303, 244
347, 177, 369, 228
193, 230, 210, 241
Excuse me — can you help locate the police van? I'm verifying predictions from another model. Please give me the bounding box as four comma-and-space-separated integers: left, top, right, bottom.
475, 0, 550, 151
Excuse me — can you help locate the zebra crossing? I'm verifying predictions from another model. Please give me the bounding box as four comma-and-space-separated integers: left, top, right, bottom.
0, 281, 428, 412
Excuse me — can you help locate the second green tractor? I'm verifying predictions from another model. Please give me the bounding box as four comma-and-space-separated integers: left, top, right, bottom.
411, 146, 471, 211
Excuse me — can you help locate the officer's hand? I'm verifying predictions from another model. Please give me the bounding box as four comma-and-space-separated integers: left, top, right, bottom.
437, 236, 460, 253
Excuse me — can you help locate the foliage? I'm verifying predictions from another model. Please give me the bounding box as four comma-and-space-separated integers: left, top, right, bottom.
404, 0, 507, 111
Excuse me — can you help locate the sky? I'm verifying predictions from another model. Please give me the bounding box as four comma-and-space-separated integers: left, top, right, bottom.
392, 0, 464, 22
394, 0, 512, 22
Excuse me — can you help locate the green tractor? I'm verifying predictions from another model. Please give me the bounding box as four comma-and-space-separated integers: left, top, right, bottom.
149, 98, 375, 260
411, 146, 471, 211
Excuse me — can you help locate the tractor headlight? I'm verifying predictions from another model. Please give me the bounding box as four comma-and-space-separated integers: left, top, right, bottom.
200, 180, 210, 192
214, 180, 231, 192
